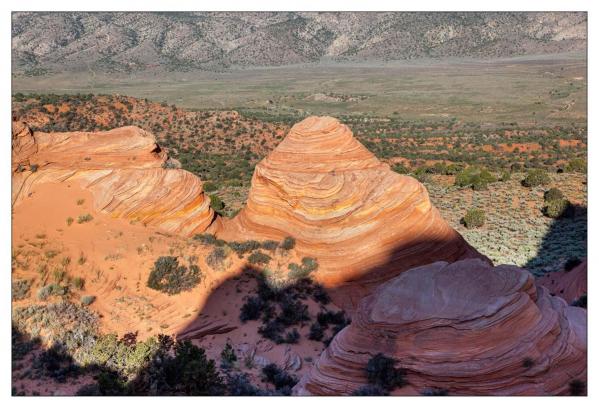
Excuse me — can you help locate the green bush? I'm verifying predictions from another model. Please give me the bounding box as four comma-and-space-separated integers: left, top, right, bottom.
543, 199, 572, 219
544, 188, 564, 202
392, 163, 408, 174
281, 236, 296, 251
77, 214, 94, 224
522, 169, 550, 187
565, 158, 586, 173
220, 343, 237, 369
454, 167, 496, 190
146, 256, 202, 295
37, 283, 67, 300
209, 194, 225, 214
365, 353, 407, 391
12, 279, 32, 301
261, 363, 297, 394
203, 182, 218, 192
81, 295, 96, 306
288, 257, 319, 280
462, 208, 485, 229
248, 251, 271, 265
206, 247, 228, 269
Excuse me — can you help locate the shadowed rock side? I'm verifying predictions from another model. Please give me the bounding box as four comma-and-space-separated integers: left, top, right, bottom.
11, 121, 215, 236
217, 116, 486, 303
294, 259, 587, 396
537, 259, 587, 304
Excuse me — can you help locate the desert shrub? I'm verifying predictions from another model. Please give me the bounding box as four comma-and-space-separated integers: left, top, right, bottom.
258, 320, 285, 344
352, 384, 388, 396
206, 247, 228, 269
81, 295, 96, 306
499, 170, 511, 182
220, 343, 237, 369
193, 233, 217, 246
239, 296, 263, 322
261, 240, 279, 251
565, 257, 582, 271
130, 339, 225, 395
569, 379, 586, 396
146, 256, 202, 295
30, 164, 39, 172
248, 251, 271, 265
317, 310, 349, 328
544, 188, 564, 202
12, 279, 32, 300
392, 163, 408, 174
522, 169, 550, 187
571, 294, 587, 309
276, 297, 309, 326
228, 240, 261, 256
66, 217, 74, 226
288, 257, 319, 280
565, 158, 586, 173
72, 276, 85, 290
312, 284, 331, 304
455, 167, 496, 190
209, 194, 225, 214
77, 214, 94, 224
203, 181, 218, 192
33, 343, 80, 382
281, 236, 296, 251
261, 363, 297, 394
284, 328, 300, 344
308, 322, 325, 341
366, 353, 407, 391
543, 198, 572, 219
37, 283, 67, 300
226, 373, 264, 396
462, 208, 485, 229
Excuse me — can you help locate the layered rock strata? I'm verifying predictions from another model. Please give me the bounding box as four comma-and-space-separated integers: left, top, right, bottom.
537, 259, 587, 304
11, 121, 214, 235
217, 116, 486, 300
294, 259, 587, 396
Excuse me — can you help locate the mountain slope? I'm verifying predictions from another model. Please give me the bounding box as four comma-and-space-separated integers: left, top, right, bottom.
12, 11, 587, 74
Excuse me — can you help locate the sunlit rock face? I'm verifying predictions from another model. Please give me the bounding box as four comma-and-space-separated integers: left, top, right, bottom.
537, 259, 587, 304
12, 121, 214, 235
217, 116, 486, 303
294, 259, 587, 396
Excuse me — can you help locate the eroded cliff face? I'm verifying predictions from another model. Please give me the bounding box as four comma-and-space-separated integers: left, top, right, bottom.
11, 121, 215, 236
217, 116, 486, 305
294, 259, 587, 396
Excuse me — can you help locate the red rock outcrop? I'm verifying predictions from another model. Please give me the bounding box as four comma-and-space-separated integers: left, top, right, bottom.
294, 259, 587, 396
11, 121, 215, 235
217, 116, 486, 304
537, 259, 587, 304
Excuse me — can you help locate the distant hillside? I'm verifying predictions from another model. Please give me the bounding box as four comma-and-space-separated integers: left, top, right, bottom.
12, 11, 586, 74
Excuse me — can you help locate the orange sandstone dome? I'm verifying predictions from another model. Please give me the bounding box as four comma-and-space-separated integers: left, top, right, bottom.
294, 259, 587, 396
11, 121, 214, 235
217, 116, 486, 296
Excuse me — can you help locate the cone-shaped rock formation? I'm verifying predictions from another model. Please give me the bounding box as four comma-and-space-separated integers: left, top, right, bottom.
217, 116, 486, 302
294, 259, 587, 396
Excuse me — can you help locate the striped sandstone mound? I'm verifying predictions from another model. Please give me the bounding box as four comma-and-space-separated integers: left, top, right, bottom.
11, 121, 215, 236
294, 259, 587, 396
217, 116, 486, 302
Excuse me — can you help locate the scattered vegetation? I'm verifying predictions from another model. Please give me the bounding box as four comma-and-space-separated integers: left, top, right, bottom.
365, 353, 407, 391
146, 256, 202, 295
522, 169, 550, 188
77, 214, 94, 224
462, 208, 485, 229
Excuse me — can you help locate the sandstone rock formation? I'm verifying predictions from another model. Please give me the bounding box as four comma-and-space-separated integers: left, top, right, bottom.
217, 116, 486, 304
294, 259, 587, 396
12, 121, 214, 235
537, 259, 587, 304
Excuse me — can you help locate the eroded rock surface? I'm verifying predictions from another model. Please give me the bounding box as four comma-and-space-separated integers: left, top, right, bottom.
12, 121, 214, 235
217, 116, 486, 305
537, 259, 587, 304
294, 259, 587, 396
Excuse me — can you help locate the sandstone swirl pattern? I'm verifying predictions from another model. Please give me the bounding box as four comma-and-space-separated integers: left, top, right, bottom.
11, 121, 214, 235
217, 116, 486, 298
294, 259, 587, 396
